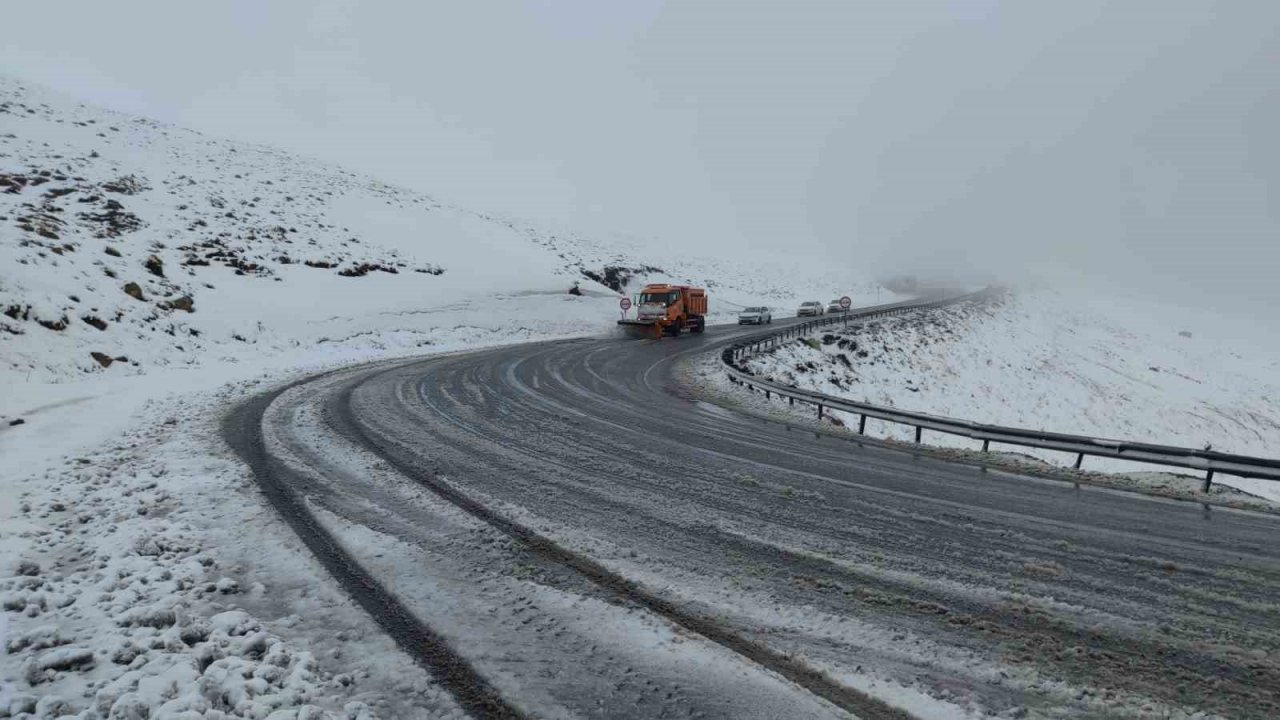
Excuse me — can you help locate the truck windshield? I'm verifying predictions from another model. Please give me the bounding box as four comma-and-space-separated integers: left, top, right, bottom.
640, 291, 676, 305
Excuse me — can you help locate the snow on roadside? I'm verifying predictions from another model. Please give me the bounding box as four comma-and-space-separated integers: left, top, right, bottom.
0, 296, 635, 718
733, 289, 1280, 503
0, 370, 483, 719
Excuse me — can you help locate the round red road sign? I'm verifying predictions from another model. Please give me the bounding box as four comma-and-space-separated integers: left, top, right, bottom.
620, 297, 632, 311
839, 296, 852, 309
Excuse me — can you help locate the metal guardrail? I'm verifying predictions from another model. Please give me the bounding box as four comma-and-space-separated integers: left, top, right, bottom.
722, 292, 1280, 489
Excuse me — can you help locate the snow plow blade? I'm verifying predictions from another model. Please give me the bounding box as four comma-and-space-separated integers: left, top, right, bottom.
617, 319, 662, 338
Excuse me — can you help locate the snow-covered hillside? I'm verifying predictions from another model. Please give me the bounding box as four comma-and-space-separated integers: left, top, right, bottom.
0, 76, 891, 719
0, 75, 878, 386
736, 289, 1280, 498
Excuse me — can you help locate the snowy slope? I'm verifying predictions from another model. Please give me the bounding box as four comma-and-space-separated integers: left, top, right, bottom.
0, 75, 879, 386
0, 76, 889, 718
0, 76, 577, 384
738, 289, 1280, 499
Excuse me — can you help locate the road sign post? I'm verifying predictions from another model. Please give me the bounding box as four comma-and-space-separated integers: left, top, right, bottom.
839, 296, 851, 327
619, 296, 632, 320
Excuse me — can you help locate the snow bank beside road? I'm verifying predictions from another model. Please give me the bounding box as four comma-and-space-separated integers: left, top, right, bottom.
0, 300, 621, 718
0, 381, 472, 719
739, 289, 1280, 501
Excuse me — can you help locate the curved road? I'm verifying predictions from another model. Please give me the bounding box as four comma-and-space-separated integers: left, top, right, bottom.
226, 312, 1280, 719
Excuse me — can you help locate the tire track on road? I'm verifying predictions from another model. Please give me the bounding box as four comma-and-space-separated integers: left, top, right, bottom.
223, 374, 529, 720
330, 359, 915, 720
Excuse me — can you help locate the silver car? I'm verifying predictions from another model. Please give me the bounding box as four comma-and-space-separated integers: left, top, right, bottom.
797, 301, 824, 317
738, 306, 773, 325
827, 298, 849, 314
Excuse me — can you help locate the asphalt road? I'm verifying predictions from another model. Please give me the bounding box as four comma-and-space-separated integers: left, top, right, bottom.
226, 311, 1280, 719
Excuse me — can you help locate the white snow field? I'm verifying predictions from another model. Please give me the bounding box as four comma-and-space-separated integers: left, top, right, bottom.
735, 289, 1280, 503
0, 76, 884, 718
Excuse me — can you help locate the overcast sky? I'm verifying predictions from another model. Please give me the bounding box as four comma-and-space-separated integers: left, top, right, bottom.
3, 1, 1277, 308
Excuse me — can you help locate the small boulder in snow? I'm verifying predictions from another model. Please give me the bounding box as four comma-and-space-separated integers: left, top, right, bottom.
239, 630, 272, 660
210, 610, 258, 636
5, 625, 66, 653
110, 641, 143, 665
116, 604, 177, 628
35, 646, 95, 671
106, 693, 150, 720
131, 534, 184, 557
91, 351, 114, 368
16, 559, 40, 576
123, 282, 145, 301
34, 695, 75, 719
193, 642, 224, 673
297, 706, 332, 720
26, 646, 95, 683
165, 295, 194, 312
7, 695, 37, 717
180, 619, 212, 646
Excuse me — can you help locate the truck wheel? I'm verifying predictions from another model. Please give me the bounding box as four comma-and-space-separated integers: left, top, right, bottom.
691, 316, 705, 334
668, 319, 684, 337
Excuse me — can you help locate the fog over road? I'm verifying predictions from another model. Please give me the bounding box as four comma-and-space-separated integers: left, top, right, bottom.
227, 311, 1280, 719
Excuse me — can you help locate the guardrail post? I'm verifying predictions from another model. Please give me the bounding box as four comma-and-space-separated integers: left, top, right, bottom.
858, 414, 866, 435
915, 426, 922, 443
981, 439, 989, 453
789, 397, 793, 406
1203, 470, 1214, 493
765, 389, 771, 400
818, 404, 824, 419
1074, 453, 1084, 470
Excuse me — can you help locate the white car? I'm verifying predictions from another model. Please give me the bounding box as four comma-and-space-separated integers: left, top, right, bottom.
797, 301, 824, 317
827, 298, 849, 314
738, 306, 773, 325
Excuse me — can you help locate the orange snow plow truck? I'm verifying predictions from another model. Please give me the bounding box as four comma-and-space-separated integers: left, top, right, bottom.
618, 284, 707, 338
